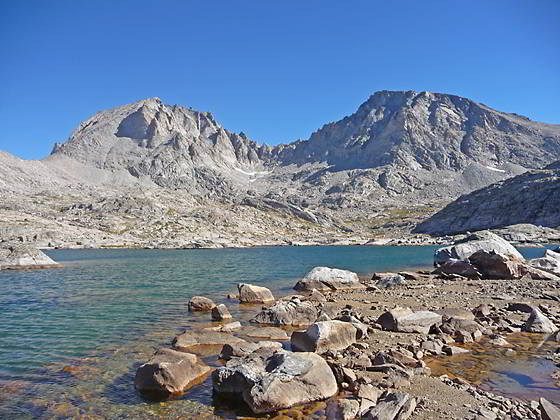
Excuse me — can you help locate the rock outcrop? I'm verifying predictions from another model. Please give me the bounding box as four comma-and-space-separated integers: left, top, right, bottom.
212, 348, 338, 413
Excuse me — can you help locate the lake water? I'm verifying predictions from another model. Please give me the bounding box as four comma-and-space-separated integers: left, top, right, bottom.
0, 245, 553, 419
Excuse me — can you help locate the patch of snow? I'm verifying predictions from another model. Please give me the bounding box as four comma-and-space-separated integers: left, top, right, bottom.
485, 166, 506, 173
234, 168, 271, 176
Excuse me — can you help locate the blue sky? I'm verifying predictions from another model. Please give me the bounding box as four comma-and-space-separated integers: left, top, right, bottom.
1, 1, 559, 159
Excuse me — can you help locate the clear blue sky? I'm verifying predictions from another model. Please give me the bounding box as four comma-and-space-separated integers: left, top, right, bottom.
1, 1, 559, 159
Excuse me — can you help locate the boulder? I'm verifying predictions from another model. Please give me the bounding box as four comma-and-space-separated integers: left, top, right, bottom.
212, 348, 337, 413
436, 308, 475, 322
433, 260, 481, 279
294, 266, 363, 292
522, 309, 558, 334
540, 397, 560, 420
468, 250, 525, 279
363, 391, 416, 420
434, 231, 523, 266
188, 296, 215, 312
375, 274, 406, 289
376, 307, 413, 331
506, 302, 536, 313
376, 309, 441, 335
238, 283, 275, 303
395, 311, 442, 334
219, 341, 283, 360
211, 304, 232, 321
472, 304, 492, 318
134, 348, 211, 399
529, 251, 560, 276
291, 320, 358, 353
172, 330, 245, 351
243, 326, 289, 340
251, 298, 318, 326
309, 288, 327, 302
0, 246, 59, 270
204, 321, 241, 332
440, 318, 482, 335
443, 345, 470, 355
326, 398, 360, 420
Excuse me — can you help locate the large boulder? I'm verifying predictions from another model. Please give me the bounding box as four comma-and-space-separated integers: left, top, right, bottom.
135, 348, 211, 399
172, 330, 245, 351
522, 309, 558, 334
212, 348, 338, 413
291, 320, 358, 353
377, 307, 414, 331
238, 283, 275, 304
468, 250, 525, 279
251, 297, 318, 326
434, 231, 523, 266
294, 267, 363, 292
0, 246, 59, 270
188, 296, 215, 312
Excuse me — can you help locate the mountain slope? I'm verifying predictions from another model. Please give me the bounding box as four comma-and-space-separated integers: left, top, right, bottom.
414, 162, 560, 235
1, 90, 560, 248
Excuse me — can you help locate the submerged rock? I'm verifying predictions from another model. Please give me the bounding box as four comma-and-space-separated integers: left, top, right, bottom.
291, 320, 358, 353
135, 348, 211, 400
172, 330, 245, 351
188, 296, 215, 312
212, 348, 337, 413
243, 326, 289, 340
238, 283, 275, 304
251, 298, 318, 326
294, 266, 363, 292
0, 246, 59, 270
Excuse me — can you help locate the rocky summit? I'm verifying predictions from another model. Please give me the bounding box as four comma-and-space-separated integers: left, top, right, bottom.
1, 90, 560, 249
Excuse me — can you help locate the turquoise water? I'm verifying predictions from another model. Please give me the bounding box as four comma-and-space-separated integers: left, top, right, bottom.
0, 245, 553, 419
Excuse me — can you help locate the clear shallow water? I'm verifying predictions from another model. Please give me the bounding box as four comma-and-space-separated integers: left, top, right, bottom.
0, 245, 555, 419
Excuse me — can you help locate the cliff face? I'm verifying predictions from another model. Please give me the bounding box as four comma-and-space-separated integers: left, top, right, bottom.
1, 90, 559, 248
414, 162, 560, 235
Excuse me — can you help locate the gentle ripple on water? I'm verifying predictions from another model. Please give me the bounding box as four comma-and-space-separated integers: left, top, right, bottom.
0, 245, 555, 419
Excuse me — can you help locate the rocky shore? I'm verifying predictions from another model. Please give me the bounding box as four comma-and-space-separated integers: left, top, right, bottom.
133, 232, 560, 420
